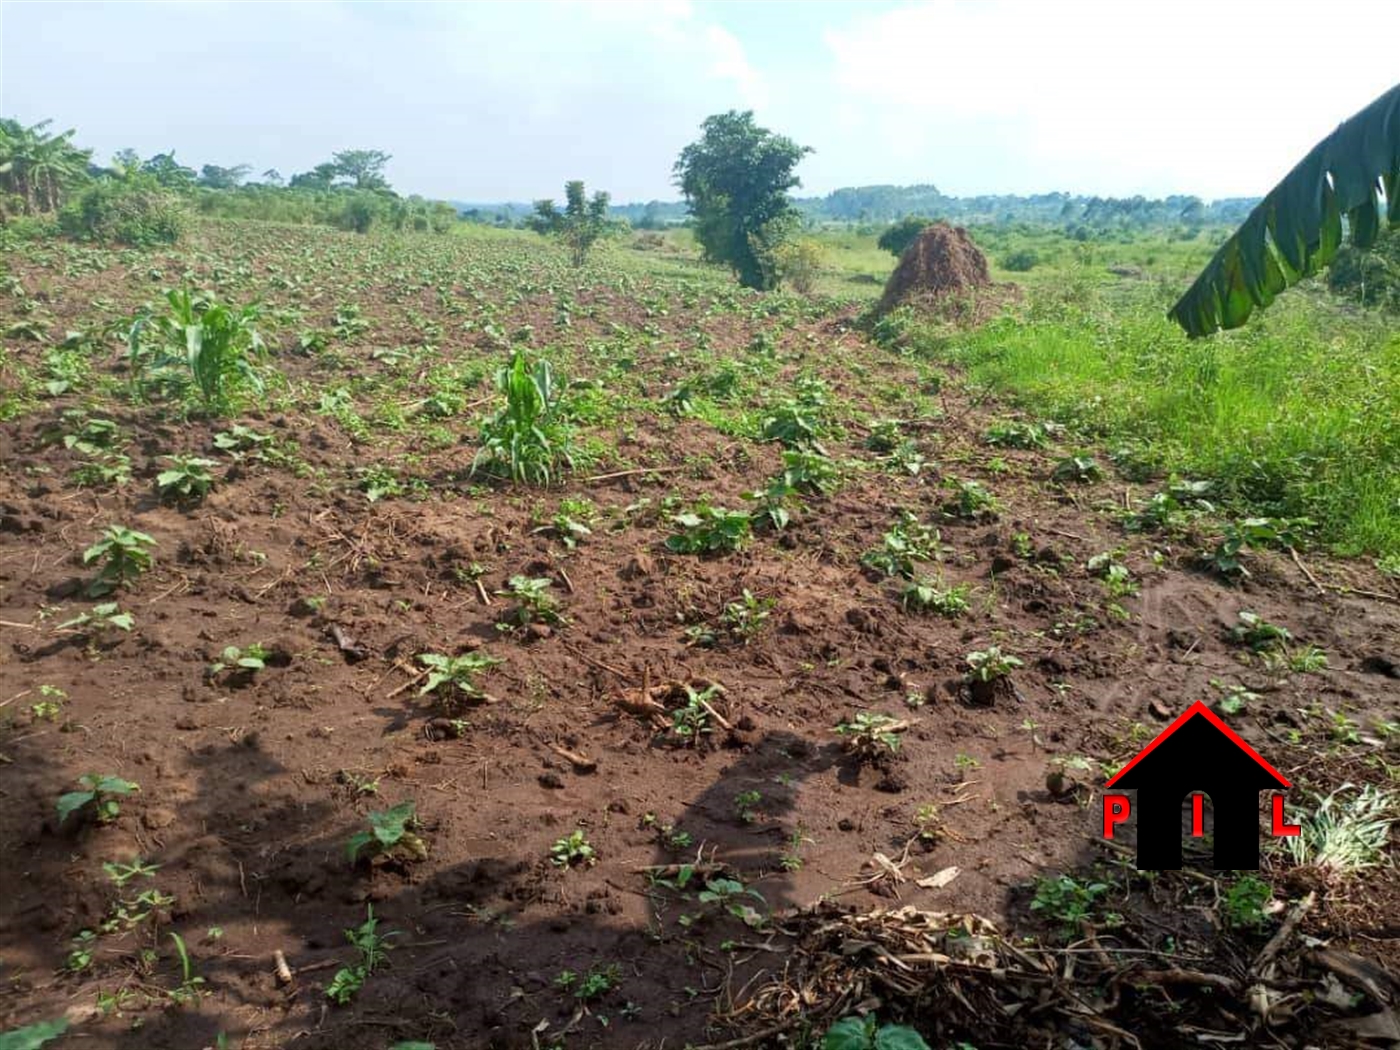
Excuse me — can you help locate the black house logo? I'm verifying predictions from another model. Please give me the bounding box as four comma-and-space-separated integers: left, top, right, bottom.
1102, 701, 1298, 869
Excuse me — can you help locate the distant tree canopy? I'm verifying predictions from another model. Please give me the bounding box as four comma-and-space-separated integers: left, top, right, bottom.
0, 118, 92, 215
877, 215, 931, 256
674, 110, 811, 290
528, 180, 615, 266
199, 163, 252, 189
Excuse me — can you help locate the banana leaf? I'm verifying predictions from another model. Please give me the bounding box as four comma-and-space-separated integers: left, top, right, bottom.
1170, 83, 1400, 337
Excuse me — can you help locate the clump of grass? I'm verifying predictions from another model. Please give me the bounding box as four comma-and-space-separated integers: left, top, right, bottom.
1283, 784, 1395, 875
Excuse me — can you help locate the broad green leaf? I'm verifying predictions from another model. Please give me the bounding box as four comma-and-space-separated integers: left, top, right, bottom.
1171, 83, 1400, 336
0, 1018, 69, 1050
56, 790, 94, 824
874, 1026, 931, 1050
823, 1017, 875, 1050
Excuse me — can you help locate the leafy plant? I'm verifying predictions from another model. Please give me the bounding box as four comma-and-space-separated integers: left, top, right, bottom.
57, 774, 138, 825
129, 288, 265, 414
472, 347, 575, 485
671, 683, 723, 744
823, 1015, 930, 1050
1030, 874, 1108, 933
899, 578, 970, 617
167, 932, 206, 1003
555, 962, 622, 1002
1170, 84, 1400, 336
984, 419, 1048, 449
528, 180, 616, 266
720, 589, 775, 643
942, 477, 1000, 519
1282, 784, 1395, 874
1206, 517, 1311, 579
835, 712, 904, 762
551, 829, 597, 868
83, 525, 156, 596
964, 646, 1023, 683
209, 642, 269, 678
326, 906, 395, 1004
1222, 875, 1272, 930
733, 790, 762, 824
697, 877, 766, 927
499, 575, 564, 627
56, 601, 134, 635
156, 455, 217, 501
417, 651, 500, 710
347, 801, 429, 864
1230, 611, 1292, 653
1051, 454, 1102, 483
666, 504, 752, 554
0, 1017, 69, 1050
780, 448, 841, 495
861, 512, 943, 578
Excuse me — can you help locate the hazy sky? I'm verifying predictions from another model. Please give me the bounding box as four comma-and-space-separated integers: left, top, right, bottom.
2, 1, 1396, 203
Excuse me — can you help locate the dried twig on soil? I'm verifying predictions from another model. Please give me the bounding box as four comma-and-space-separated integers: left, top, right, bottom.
547, 743, 597, 773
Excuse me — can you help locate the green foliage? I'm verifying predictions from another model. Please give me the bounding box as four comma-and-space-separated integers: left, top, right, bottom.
720, 590, 775, 643
670, 683, 723, 744
771, 237, 824, 293
417, 651, 500, 709
1001, 248, 1040, 272
674, 110, 812, 290
1283, 784, 1395, 873
326, 906, 394, 1005
528, 181, 616, 266
472, 348, 575, 485
56, 601, 134, 635
0, 1018, 69, 1050
1206, 517, 1311, 580
876, 216, 931, 257
209, 642, 269, 677
500, 575, 564, 627
551, 829, 596, 868
666, 504, 752, 554
59, 178, 183, 246
347, 801, 428, 864
1222, 875, 1272, 930
83, 525, 156, 596
130, 288, 266, 414
984, 419, 1048, 449
900, 578, 970, 617
861, 512, 943, 578
1328, 225, 1400, 311
1229, 610, 1292, 653
834, 712, 903, 761
57, 773, 138, 825
964, 646, 1023, 683
156, 455, 217, 501
1051, 454, 1103, 483
1170, 84, 1399, 336
1030, 874, 1108, 933
823, 1016, 930, 1050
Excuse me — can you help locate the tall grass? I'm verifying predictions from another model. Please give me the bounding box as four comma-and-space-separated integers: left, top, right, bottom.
937, 287, 1400, 557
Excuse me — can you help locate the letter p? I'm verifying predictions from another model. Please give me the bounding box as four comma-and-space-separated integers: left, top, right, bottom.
1103, 794, 1130, 839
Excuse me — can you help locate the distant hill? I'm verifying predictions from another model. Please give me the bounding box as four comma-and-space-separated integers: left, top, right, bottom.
455, 185, 1259, 229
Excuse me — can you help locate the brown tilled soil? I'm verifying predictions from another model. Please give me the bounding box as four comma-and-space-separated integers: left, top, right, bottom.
0, 225, 1397, 1050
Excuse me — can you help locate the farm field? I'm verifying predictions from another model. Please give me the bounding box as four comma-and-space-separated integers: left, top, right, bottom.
1, 217, 1399, 1050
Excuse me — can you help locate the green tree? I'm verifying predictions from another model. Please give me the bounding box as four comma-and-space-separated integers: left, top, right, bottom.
141, 152, 197, 189
331, 149, 392, 190
199, 163, 251, 189
673, 110, 811, 290
876, 215, 931, 256
528, 180, 614, 265
1171, 83, 1399, 336
0, 118, 91, 214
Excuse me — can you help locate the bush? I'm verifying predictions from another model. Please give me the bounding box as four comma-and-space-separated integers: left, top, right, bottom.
1001, 248, 1040, 272
59, 178, 184, 247
336, 192, 383, 235
1327, 226, 1400, 312
773, 238, 824, 294
876, 215, 931, 257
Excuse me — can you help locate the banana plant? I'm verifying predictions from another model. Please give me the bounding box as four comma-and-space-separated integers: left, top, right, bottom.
1170, 83, 1399, 337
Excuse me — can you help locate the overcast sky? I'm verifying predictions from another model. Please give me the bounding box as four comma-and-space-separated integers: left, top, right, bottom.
2, 1, 1396, 203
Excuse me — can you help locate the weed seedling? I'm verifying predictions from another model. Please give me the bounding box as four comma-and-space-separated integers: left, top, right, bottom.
498, 575, 565, 628
666, 504, 752, 554
1221, 875, 1272, 930
326, 906, 395, 1004
209, 642, 269, 679
167, 932, 206, 1004
551, 829, 597, 868
1030, 874, 1108, 935
720, 589, 775, 643
733, 790, 763, 825
156, 455, 217, 502
835, 712, 904, 762
822, 1015, 930, 1050
83, 525, 156, 596
417, 651, 501, 711
899, 578, 970, 617
57, 774, 139, 826
57, 602, 134, 639
347, 801, 429, 865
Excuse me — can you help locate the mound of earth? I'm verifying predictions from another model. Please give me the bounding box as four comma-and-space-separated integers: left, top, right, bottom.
878, 221, 1011, 320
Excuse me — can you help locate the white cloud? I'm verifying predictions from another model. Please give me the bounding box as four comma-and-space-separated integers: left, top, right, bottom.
821, 1, 1399, 197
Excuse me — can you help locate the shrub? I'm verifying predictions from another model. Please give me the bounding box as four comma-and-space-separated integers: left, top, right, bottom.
773, 238, 824, 294
1001, 248, 1040, 272
59, 178, 184, 247
877, 216, 931, 257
